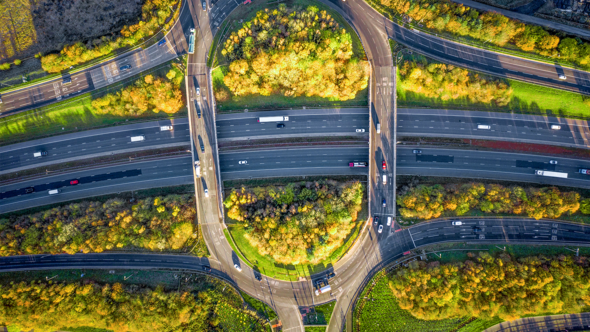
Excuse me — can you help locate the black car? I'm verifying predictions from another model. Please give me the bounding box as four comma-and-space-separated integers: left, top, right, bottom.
277, 123, 285, 128
202, 265, 212, 273
62, 77, 72, 85
473, 227, 483, 234
327, 272, 336, 280
25, 187, 35, 194
373, 216, 379, 225
254, 274, 262, 281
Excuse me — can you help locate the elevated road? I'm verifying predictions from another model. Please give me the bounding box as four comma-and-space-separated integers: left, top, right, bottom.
216, 109, 369, 141
0, 119, 190, 174
0, 156, 192, 214
397, 147, 590, 188
398, 108, 590, 148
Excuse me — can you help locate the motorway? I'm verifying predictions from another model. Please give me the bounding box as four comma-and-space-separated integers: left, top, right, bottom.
0, 119, 190, 174
0, 156, 193, 214
216, 109, 369, 141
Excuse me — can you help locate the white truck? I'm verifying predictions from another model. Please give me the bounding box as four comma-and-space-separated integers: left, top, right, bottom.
315, 284, 331, 296
535, 170, 568, 178
194, 161, 201, 178
258, 116, 289, 122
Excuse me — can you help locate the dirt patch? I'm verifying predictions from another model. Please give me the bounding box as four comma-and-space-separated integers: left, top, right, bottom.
465, 139, 590, 159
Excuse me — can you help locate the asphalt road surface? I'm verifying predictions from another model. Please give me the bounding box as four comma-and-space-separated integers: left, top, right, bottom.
0, 119, 190, 174
219, 147, 369, 180
0, 156, 192, 214
398, 108, 590, 148
398, 147, 590, 188
216, 109, 369, 141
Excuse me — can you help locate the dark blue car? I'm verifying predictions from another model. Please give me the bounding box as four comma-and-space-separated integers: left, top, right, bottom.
158, 39, 166, 46
119, 64, 132, 71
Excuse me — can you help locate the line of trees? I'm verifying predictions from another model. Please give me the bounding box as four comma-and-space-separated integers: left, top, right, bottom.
379, 0, 590, 69
219, 5, 370, 101
40, 0, 179, 73
389, 252, 590, 321
399, 59, 513, 105
0, 279, 267, 332
0, 194, 196, 256
223, 180, 364, 265
397, 183, 582, 220
91, 70, 184, 117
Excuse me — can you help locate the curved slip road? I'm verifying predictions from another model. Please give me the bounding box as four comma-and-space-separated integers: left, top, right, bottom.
0, 156, 193, 214
0, 119, 190, 174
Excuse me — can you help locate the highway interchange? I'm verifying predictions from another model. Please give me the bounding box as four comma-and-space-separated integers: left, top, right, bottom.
2, 0, 590, 330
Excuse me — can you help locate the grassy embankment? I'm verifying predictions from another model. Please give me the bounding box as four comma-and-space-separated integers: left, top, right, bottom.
392, 40, 590, 120
354, 242, 590, 332
0, 58, 186, 146
223, 177, 367, 282
210, 0, 368, 112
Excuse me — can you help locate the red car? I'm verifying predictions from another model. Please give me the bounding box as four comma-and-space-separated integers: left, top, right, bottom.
382, 161, 387, 170
70, 179, 79, 185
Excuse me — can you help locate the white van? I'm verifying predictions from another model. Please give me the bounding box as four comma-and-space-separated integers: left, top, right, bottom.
130, 136, 145, 142
551, 125, 561, 130
33, 151, 47, 157
477, 125, 491, 129
387, 217, 392, 226
382, 175, 387, 185
160, 126, 173, 131
48, 189, 60, 195
376, 123, 381, 134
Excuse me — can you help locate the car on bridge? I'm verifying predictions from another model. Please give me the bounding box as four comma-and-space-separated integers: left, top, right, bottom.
202, 1, 207, 10
204, 189, 209, 197
25, 187, 35, 194
239, 160, 247, 165
550, 160, 558, 164
277, 123, 285, 128
202, 265, 211, 273
382, 160, 386, 170
373, 216, 379, 225
451, 221, 462, 226
356, 128, 365, 132
120, 64, 132, 71
70, 180, 79, 185
158, 39, 166, 46
382, 199, 386, 207
580, 169, 590, 175
412, 149, 422, 154
473, 227, 483, 234
234, 264, 242, 272
378, 225, 383, 233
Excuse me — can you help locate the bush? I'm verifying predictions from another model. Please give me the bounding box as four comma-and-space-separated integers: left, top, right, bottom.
378, 0, 590, 69
399, 60, 512, 106
0, 194, 196, 256
220, 5, 369, 101
91, 73, 184, 116
224, 180, 364, 265
397, 183, 580, 220
0, 63, 10, 70
13, 59, 20, 65
390, 252, 590, 321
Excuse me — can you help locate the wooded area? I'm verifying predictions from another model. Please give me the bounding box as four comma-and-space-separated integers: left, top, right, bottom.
40, 0, 179, 73
398, 59, 512, 105
397, 183, 581, 220
380, 0, 590, 69
389, 252, 590, 321
91, 70, 184, 116
223, 180, 364, 265
0, 194, 197, 256
218, 5, 369, 101
0, 279, 265, 332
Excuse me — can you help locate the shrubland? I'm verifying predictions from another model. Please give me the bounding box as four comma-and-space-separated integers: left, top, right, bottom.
223, 180, 364, 265
217, 5, 369, 102
390, 252, 590, 321
397, 183, 583, 220
377, 0, 590, 69
91, 70, 184, 116
0, 194, 197, 256
398, 59, 512, 106
40, 0, 179, 73
0, 279, 266, 332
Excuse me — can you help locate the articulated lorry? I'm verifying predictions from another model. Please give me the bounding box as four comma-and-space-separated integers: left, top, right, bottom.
258, 116, 289, 122
535, 170, 568, 178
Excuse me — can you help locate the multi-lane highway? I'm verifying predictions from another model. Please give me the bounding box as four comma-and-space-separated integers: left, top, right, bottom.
0, 119, 190, 174
216, 109, 369, 141
399, 108, 590, 148
0, 156, 192, 214
397, 147, 590, 188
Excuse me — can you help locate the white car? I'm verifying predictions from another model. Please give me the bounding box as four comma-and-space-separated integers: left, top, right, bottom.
550, 160, 558, 164
196, 87, 200, 96
160, 125, 173, 131
558, 74, 567, 80
239, 160, 247, 165
234, 264, 242, 272
356, 128, 365, 133
452, 221, 462, 226
551, 125, 561, 130
204, 189, 209, 197
378, 225, 383, 234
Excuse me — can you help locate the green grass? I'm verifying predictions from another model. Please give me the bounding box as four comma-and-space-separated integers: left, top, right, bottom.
216, 301, 267, 332
0, 60, 186, 146
394, 42, 590, 120
303, 301, 336, 325
210, 0, 368, 112
305, 327, 327, 332
241, 291, 278, 321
